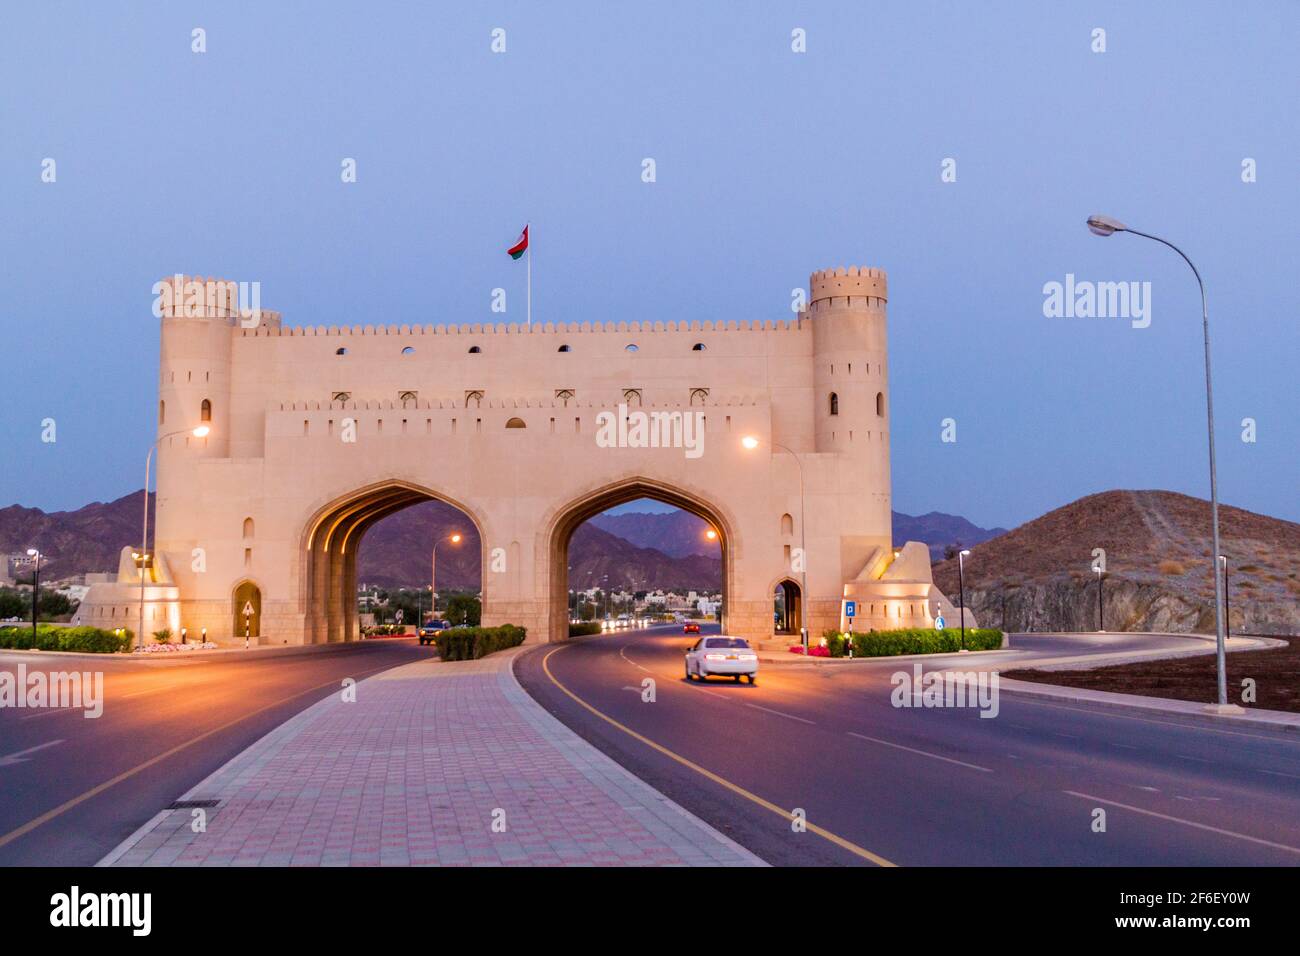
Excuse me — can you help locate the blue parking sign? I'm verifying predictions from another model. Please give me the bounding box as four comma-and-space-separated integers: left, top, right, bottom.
844, 600, 856, 618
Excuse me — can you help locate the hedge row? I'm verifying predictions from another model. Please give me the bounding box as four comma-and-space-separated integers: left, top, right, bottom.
0, 624, 134, 654
820, 627, 1004, 657
434, 624, 527, 661
569, 622, 603, 637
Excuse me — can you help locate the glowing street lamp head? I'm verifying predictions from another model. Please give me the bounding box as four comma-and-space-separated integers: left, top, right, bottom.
26, 548, 39, 558
959, 549, 971, 559
192, 425, 211, 438
741, 436, 760, 450
450, 533, 462, 544
1086, 214, 1127, 237
705, 528, 717, 541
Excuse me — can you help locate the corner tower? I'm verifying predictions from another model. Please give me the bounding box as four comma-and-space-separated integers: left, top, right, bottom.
809, 266, 891, 523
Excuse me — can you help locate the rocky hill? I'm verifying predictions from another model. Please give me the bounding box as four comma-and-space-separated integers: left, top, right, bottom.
932, 490, 1300, 636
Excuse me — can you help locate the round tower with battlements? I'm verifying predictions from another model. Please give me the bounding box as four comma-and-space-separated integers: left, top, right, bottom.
808, 266, 891, 533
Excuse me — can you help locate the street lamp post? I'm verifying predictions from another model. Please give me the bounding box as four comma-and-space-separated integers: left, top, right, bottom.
431, 532, 462, 618
1087, 215, 1228, 706
1219, 555, 1229, 641
25, 549, 41, 642
137, 425, 210, 651
743, 435, 808, 652
1094, 566, 1105, 632
957, 549, 971, 651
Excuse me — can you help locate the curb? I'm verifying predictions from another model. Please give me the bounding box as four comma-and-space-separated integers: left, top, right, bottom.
999, 677, 1300, 734
0, 639, 415, 666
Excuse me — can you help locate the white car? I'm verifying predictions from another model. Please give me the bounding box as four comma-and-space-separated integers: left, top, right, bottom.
685, 636, 758, 684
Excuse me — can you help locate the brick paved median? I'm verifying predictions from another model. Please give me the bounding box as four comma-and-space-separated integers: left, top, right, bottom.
101, 648, 763, 866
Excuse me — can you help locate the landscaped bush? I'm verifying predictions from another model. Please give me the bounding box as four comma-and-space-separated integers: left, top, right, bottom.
361, 624, 406, 636
434, 624, 527, 661
569, 622, 602, 637
811, 627, 1003, 657
0, 624, 133, 653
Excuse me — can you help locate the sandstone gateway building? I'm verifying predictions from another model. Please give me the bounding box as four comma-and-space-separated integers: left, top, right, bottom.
76, 267, 968, 646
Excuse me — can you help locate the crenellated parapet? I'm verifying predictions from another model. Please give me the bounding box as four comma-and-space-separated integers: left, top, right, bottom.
809, 266, 888, 310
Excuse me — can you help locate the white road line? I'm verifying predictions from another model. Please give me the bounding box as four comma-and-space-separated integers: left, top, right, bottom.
1111, 743, 1139, 750
743, 703, 815, 725
847, 731, 993, 773
1258, 769, 1300, 780
1063, 790, 1300, 856
618, 645, 650, 673
20, 708, 78, 721
0, 739, 64, 767
1176, 754, 1211, 763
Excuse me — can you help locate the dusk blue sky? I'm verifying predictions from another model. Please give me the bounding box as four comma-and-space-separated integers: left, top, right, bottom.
2, 2, 1296, 529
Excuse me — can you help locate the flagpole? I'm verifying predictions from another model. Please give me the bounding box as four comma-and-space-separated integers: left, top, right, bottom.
526, 222, 532, 328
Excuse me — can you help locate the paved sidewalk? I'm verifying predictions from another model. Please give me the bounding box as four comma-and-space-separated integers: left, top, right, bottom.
101, 648, 763, 867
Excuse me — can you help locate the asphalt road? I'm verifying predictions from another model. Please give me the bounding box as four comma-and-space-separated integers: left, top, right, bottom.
516, 624, 1300, 866
0, 639, 433, 866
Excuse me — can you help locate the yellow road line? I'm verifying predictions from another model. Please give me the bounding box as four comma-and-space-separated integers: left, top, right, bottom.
540, 644, 897, 867
0, 661, 399, 852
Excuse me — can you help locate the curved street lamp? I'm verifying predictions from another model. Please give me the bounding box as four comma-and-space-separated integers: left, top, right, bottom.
742, 434, 808, 652
1086, 215, 1227, 706
136, 425, 210, 651
431, 532, 462, 618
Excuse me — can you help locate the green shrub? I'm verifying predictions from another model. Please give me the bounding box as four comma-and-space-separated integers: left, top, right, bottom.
153, 628, 172, 644
0, 624, 133, 653
569, 622, 603, 637
434, 624, 527, 661
835, 627, 1003, 657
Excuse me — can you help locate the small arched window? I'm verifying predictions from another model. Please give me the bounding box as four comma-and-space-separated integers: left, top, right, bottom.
242, 517, 254, 540
506, 417, 526, 429
201, 399, 212, 422
876, 391, 884, 417
692, 343, 706, 351
468, 346, 482, 354
331, 391, 352, 403
829, 393, 839, 416
336, 347, 348, 356
558, 345, 572, 353
623, 388, 642, 406
465, 390, 484, 408
555, 389, 575, 406
780, 513, 794, 536
689, 387, 709, 406
158, 400, 165, 425
625, 344, 639, 352
398, 390, 418, 403
401, 346, 415, 355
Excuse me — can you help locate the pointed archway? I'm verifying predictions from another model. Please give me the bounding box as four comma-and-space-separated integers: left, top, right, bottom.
299, 480, 486, 643
543, 476, 736, 643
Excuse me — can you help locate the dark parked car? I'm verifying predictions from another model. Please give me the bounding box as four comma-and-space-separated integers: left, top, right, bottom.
418, 620, 451, 644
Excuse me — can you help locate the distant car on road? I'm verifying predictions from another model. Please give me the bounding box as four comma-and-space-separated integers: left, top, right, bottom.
417, 620, 451, 644
685, 636, 758, 684
682, 622, 700, 634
